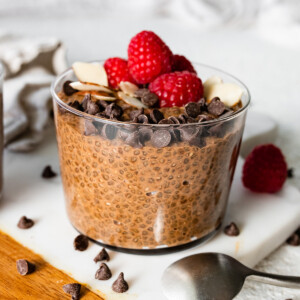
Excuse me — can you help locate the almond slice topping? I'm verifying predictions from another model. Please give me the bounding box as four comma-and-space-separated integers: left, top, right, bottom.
203, 76, 223, 102
92, 94, 116, 101
72, 62, 108, 86
117, 91, 148, 109
69, 81, 113, 94
119, 81, 139, 97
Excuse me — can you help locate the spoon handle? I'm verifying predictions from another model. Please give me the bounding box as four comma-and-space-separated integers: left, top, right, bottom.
247, 270, 300, 289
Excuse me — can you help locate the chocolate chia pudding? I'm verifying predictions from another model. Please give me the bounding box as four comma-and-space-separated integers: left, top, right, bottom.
51, 31, 250, 251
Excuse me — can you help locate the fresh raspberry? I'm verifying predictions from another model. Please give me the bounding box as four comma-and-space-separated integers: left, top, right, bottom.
242, 144, 287, 193
149, 71, 203, 107
172, 54, 196, 73
104, 57, 136, 88
128, 31, 173, 84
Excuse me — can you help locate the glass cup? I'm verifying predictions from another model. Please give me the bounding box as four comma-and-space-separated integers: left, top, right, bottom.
51, 63, 250, 253
0, 63, 3, 200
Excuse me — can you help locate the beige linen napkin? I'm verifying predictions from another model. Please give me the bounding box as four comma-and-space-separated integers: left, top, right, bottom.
0, 33, 67, 152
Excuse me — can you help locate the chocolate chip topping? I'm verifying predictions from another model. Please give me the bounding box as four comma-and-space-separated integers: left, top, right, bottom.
135, 89, 159, 108
287, 233, 300, 246
16, 259, 35, 275
69, 100, 83, 111
42, 165, 57, 178
158, 119, 173, 124
125, 131, 143, 148
94, 248, 110, 263
207, 97, 226, 116
130, 108, 144, 120
86, 100, 100, 115
139, 128, 153, 143
168, 116, 180, 124
112, 272, 129, 293
287, 168, 294, 178
197, 113, 215, 122
63, 81, 78, 96
17, 216, 34, 229
73, 234, 89, 251
198, 97, 206, 108
134, 88, 149, 98
184, 102, 201, 118
81, 94, 91, 111
105, 103, 123, 119
151, 130, 172, 148
97, 100, 109, 110
224, 222, 240, 236
102, 124, 118, 140
95, 263, 112, 280
62, 283, 81, 300
133, 114, 149, 124
150, 109, 164, 124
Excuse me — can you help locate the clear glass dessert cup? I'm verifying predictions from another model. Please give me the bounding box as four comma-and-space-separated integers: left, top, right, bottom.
0, 62, 3, 201
51, 62, 250, 254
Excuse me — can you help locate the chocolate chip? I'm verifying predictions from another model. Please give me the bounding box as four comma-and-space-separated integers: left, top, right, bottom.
86, 100, 100, 115
177, 114, 187, 124
170, 128, 181, 143
168, 116, 180, 124
16, 259, 35, 275
158, 119, 173, 124
133, 114, 149, 124
198, 97, 206, 108
74, 234, 89, 251
81, 94, 91, 111
207, 97, 226, 116
95, 263, 112, 280
63, 81, 78, 96
224, 222, 240, 236
151, 130, 172, 148
141, 92, 159, 108
125, 131, 143, 148
112, 272, 129, 293
197, 114, 215, 122
287, 233, 300, 246
94, 248, 110, 263
130, 108, 144, 120
102, 124, 117, 140
17, 216, 34, 229
150, 109, 164, 124
105, 103, 123, 119
287, 168, 294, 178
185, 102, 201, 118
139, 128, 153, 143
134, 88, 149, 98
69, 100, 83, 112
42, 165, 57, 178
62, 283, 81, 300
84, 120, 98, 136
96, 100, 109, 110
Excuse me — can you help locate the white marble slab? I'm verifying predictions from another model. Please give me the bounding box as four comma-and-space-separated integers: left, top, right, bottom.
1, 112, 300, 300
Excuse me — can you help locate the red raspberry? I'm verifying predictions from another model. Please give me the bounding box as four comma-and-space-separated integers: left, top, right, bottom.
104, 57, 136, 88
242, 144, 287, 193
128, 31, 173, 84
172, 54, 196, 73
149, 71, 203, 108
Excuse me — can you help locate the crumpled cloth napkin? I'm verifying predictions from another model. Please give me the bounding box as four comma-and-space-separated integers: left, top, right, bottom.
0, 33, 67, 152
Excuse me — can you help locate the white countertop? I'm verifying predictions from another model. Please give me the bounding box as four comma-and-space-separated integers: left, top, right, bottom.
1, 3, 300, 298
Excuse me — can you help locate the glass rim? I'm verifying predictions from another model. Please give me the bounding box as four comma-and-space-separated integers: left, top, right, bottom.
51, 61, 251, 127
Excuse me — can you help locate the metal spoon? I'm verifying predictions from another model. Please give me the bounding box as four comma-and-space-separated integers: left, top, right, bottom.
162, 252, 300, 300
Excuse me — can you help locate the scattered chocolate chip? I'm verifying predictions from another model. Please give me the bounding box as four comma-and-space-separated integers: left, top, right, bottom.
17, 216, 34, 229
133, 114, 149, 124
197, 114, 215, 122
197, 97, 206, 108
141, 92, 159, 108
86, 100, 100, 115
224, 222, 240, 236
69, 100, 83, 112
150, 109, 164, 124
96, 100, 109, 110
95, 263, 112, 280
84, 120, 98, 136
62, 283, 81, 300
151, 130, 172, 148
63, 81, 78, 96
105, 103, 123, 119
185, 102, 201, 118
16, 259, 35, 275
170, 128, 181, 143
125, 132, 143, 148
287, 168, 294, 178
286, 233, 300, 246
74, 234, 89, 251
81, 94, 91, 111
158, 119, 173, 124
42, 165, 57, 178
139, 128, 153, 143
207, 97, 226, 116
102, 124, 117, 140
177, 114, 187, 124
94, 248, 110, 263
134, 88, 149, 98
112, 272, 129, 293
130, 108, 144, 120
168, 116, 180, 124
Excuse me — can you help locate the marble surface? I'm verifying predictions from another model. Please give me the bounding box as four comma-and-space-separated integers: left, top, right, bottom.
1, 5, 300, 299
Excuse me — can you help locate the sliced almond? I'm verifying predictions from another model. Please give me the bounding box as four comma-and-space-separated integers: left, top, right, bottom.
119, 81, 139, 97
69, 81, 113, 94
203, 76, 223, 101
72, 62, 108, 86
117, 91, 148, 109
206, 82, 244, 107
92, 94, 116, 101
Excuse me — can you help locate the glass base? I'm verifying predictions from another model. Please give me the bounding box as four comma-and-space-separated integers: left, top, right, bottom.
74, 224, 221, 255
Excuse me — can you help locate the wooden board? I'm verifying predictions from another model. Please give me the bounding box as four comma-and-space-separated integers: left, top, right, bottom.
0, 231, 104, 300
